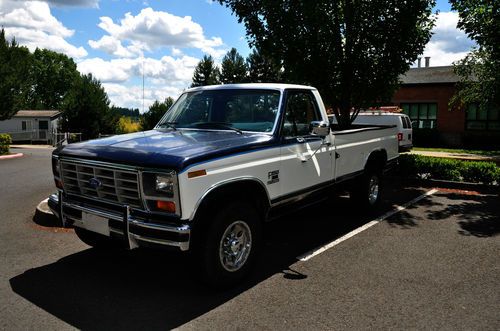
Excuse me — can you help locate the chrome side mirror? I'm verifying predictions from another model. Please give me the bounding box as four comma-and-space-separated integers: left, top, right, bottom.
310, 120, 330, 137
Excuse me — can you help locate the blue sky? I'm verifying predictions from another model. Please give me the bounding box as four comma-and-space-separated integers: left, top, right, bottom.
1, 0, 474, 110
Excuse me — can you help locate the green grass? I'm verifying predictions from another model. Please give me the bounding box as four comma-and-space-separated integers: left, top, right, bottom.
413, 147, 500, 157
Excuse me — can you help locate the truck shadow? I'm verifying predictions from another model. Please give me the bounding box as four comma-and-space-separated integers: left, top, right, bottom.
10, 183, 425, 330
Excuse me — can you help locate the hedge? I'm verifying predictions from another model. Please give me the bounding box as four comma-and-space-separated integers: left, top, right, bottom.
0, 134, 12, 155
398, 154, 500, 185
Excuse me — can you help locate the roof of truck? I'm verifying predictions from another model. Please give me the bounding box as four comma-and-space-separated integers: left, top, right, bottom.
186, 83, 317, 92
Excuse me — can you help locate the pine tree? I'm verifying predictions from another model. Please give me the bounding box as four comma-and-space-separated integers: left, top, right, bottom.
191, 55, 220, 87
220, 48, 248, 84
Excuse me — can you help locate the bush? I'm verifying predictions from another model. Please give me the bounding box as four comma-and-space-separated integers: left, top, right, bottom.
0, 134, 12, 155
116, 116, 141, 134
398, 154, 500, 185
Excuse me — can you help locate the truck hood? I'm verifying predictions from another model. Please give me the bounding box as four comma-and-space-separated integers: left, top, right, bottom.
55, 129, 277, 171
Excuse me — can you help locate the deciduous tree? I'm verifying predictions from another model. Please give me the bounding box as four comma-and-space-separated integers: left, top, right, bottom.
218, 0, 436, 128
0, 29, 32, 120
450, 0, 499, 110
28, 48, 79, 110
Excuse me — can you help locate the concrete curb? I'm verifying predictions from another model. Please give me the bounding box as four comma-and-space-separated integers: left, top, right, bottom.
0, 153, 23, 160
34, 198, 62, 227
394, 177, 499, 194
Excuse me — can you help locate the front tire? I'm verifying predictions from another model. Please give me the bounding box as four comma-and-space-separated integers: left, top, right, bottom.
197, 201, 261, 288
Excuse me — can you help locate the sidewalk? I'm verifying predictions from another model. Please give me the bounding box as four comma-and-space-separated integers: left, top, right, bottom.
409, 150, 500, 164
10, 144, 54, 149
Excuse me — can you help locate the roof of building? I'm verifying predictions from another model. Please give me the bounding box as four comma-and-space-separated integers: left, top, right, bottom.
14, 110, 61, 118
400, 65, 459, 84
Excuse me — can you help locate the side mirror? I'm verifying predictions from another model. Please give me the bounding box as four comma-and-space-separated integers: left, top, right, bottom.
310, 120, 330, 137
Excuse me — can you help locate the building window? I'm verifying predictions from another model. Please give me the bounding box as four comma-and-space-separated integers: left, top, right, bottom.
466, 104, 500, 131
401, 103, 437, 129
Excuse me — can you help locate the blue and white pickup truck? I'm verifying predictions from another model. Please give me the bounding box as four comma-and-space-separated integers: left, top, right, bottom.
49, 83, 398, 285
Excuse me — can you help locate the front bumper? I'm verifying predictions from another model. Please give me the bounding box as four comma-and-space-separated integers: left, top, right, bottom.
48, 191, 191, 251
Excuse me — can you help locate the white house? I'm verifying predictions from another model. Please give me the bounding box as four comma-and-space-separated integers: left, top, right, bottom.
0, 110, 62, 144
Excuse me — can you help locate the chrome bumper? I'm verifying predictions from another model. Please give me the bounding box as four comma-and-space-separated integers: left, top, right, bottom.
48, 192, 190, 251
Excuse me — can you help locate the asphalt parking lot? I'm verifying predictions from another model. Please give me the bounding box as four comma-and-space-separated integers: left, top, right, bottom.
1, 147, 499, 330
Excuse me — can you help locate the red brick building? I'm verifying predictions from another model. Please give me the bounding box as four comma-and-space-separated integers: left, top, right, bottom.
391, 66, 500, 148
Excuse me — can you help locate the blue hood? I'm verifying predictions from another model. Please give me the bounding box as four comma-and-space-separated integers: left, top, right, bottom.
55, 129, 277, 171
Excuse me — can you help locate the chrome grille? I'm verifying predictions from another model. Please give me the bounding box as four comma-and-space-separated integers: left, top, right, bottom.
60, 161, 143, 208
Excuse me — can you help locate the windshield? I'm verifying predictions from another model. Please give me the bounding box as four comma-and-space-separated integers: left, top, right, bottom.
156, 89, 281, 133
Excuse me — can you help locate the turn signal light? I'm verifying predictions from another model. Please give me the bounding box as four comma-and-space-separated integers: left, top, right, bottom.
55, 179, 63, 189
156, 200, 176, 213
397, 133, 403, 141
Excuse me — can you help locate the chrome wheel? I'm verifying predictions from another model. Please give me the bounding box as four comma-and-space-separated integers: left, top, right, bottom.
368, 175, 379, 205
219, 220, 252, 272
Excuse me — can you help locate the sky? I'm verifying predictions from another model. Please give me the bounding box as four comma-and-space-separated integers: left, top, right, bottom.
0, 0, 476, 111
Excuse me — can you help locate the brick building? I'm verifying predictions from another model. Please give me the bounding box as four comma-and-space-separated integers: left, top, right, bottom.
391, 65, 500, 148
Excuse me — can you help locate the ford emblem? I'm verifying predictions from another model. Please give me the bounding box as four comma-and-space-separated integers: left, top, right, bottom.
88, 177, 102, 189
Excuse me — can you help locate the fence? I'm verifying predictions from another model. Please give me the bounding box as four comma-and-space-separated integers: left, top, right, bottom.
3, 130, 82, 146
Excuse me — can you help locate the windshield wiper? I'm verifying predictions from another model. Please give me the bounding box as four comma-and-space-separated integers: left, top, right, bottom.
157, 121, 178, 130
194, 122, 243, 134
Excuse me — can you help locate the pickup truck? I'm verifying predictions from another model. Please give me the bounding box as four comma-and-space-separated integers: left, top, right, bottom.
49, 83, 398, 286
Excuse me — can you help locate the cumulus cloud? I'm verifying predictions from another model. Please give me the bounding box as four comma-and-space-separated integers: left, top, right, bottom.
103, 83, 183, 111
45, 0, 99, 7
89, 7, 226, 58
77, 55, 199, 84
0, 0, 88, 58
420, 11, 475, 66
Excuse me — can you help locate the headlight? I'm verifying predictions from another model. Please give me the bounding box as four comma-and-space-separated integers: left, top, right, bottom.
155, 174, 174, 195
142, 171, 177, 199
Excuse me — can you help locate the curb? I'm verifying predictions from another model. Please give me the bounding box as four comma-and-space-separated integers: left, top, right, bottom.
394, 177, 499, 194
34, 198, 62, 227
0, 153, 23, 160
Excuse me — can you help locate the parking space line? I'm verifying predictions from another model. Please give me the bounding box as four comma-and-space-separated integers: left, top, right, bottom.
297, 188, 439, 262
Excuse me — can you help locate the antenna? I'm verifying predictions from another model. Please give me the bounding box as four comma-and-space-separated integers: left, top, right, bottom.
142, 58, 145, 113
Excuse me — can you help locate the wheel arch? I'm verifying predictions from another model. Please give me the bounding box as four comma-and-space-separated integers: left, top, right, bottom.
364, 149, 387, 173
190, 177, 271, 223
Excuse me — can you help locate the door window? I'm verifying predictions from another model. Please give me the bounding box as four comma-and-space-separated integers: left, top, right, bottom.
282, 91, 321, 137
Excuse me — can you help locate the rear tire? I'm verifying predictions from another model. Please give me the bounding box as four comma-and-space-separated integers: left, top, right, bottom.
196, 201, 261, 288
350, 171, 382, 210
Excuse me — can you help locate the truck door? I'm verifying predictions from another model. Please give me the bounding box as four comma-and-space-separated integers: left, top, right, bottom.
279, 90, 333, 197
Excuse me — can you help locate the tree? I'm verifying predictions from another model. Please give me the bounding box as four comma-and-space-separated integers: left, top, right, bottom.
61, 73, 113, 140
449, 0, 499, 110
116, 116, 141, 134
140, 97, 174, 130
27, 48, 79, 110
191, 55, 220, 87
220, 48, 248, 84
218, 0, 436, 128
247, 48, 282, 82
0, 29, 32, 120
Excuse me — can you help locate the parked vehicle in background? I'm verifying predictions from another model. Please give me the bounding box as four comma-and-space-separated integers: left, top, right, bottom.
329, 111, 413, 152
49, 84, 399, 286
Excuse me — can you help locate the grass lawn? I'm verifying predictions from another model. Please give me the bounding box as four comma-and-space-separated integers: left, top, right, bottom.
413, 147, 500, 157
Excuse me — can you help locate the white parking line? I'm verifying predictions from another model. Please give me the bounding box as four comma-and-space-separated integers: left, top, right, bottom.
297, 188, 439, 262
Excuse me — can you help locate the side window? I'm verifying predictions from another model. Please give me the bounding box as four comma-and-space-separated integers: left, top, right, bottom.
282, 91, 321, 137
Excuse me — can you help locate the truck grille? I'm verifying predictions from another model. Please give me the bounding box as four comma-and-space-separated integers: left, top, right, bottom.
60, 161, 143, 208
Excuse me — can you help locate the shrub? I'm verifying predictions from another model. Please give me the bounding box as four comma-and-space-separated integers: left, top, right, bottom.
0, 134, 12, 155
398, 154, 499, 185
116, 116, 141, 134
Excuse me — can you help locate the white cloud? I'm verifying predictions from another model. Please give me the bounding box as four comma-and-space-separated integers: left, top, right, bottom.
420, 11, 476, 66
90, 7, 226, 58
103, 83, 183, 111
0, 0, 88, 58
45, 0, 99, 7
